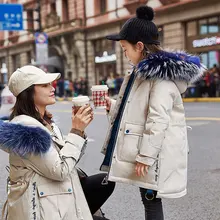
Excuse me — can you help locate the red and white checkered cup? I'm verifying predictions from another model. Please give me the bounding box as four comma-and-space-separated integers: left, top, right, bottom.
72, 96, 90, 114
91, 85, 109, 109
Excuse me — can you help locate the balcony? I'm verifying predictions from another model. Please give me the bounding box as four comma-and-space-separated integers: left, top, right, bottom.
8, 32, 19, 44
124, 0, 148, 14
159, 0, 180, 5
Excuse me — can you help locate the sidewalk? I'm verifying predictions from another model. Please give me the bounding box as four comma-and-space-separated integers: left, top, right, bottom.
56, 97, 220, 103
182, 97, 220, 102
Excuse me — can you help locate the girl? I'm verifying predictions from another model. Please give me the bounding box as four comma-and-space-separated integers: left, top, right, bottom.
100, 6, 204, 220
0, 65, 93, 220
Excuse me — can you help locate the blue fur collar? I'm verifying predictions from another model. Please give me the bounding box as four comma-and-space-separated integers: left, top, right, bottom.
0, 120, 51, 156
136, 51, 205, 82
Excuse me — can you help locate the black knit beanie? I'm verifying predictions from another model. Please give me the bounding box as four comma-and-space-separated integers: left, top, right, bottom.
106, 6, 160, 45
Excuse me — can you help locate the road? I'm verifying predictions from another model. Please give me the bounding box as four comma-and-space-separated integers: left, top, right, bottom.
0, 102, 220, 220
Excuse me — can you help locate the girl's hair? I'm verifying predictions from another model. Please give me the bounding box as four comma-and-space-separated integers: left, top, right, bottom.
144, 44, 163, 56
9, 85, 52, 125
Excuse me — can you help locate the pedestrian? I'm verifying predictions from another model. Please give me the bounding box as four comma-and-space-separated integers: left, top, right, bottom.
100, 6, 204, 220
64, 78, 70, 97
0, 65, 94, 220
106, 73, 116, 96
115, 73, 123, 94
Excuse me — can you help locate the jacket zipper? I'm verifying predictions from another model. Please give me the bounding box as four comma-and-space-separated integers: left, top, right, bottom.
107, 71, 136, 179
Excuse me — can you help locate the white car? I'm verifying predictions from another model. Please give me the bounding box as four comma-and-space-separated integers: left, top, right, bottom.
0, 85, 16, 120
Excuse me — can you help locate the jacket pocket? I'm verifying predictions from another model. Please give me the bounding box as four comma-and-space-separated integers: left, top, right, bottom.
37, 181, 73, 219
119, 123, 144, 163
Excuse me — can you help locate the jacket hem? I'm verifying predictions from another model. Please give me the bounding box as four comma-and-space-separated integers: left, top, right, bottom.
108, 176, 158, 191
157, 189, 187, 199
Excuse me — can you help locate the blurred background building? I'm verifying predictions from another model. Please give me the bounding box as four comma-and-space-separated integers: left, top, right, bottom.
0, 0, 220, 96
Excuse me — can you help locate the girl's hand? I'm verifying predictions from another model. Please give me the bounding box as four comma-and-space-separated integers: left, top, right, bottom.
105, 96, 111, 111
71, 105, 93, 132
135, 162, 149, 177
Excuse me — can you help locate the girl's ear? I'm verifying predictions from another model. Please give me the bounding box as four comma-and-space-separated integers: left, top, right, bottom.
135, 41, 144, 52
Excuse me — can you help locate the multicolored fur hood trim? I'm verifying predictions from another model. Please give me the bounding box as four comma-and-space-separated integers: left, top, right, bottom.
0, 120, 51, 157
136, 50, 206, 82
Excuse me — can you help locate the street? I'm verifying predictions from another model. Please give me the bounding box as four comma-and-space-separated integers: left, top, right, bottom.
1, 102, 220, 220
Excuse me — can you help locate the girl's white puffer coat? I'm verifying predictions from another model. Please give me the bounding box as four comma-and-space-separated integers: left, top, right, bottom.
101, 51, 205, 199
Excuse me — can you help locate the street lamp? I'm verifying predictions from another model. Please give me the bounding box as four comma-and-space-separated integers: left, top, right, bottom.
0, 63, 8, 85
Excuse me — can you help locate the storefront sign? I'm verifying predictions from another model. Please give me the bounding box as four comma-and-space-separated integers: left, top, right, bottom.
95, 51, 116, 63
193, 36, 220, 48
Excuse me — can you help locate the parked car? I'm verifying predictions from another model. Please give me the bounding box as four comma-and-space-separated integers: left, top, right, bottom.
0, 85, 16, 120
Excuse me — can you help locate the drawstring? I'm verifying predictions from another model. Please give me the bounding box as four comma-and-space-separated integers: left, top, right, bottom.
1, 199, 8, 220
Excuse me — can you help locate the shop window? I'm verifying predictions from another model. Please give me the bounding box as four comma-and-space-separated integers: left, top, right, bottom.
199, 19, 208, 35
187, 21, 197, 37
200, 53, 208, 69
209, 51, 219, 68
208, 17, 219, 34
200, 51, 220, 69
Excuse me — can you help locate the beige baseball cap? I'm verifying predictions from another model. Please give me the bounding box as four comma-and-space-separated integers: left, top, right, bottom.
8, 65, 61, 97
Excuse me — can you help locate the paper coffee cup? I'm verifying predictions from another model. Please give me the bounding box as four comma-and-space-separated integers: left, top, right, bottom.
91, 85, 108, 109
72, 96, 90, 113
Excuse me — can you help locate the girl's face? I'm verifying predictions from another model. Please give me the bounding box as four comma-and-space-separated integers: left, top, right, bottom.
120, 40, 144, 65
34, 83, 56, 108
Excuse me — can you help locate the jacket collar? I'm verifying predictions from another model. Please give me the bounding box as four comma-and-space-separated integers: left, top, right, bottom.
0, 115, 51, 157
136, 50, 206, 83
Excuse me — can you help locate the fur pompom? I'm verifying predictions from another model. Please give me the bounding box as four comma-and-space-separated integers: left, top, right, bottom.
136, 6, 154, 21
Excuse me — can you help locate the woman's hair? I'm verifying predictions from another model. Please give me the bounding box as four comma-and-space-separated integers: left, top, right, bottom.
9, 85, 52, 125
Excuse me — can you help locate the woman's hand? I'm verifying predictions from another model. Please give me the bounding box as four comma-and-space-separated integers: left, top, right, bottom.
71, 105, 93, 132
105, 96, 111, 111
135, 162, 149, 177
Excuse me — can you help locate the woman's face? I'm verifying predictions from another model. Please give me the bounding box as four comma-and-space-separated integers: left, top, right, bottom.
120, 40, 144, 65
34, 83, 56, 107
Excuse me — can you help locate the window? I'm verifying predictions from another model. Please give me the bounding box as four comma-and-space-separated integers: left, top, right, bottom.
27, 51, 32, 64
200, 51, 220, 69
94, 39, 115, 56
12, 54, 20, 72
27, 10, 34, 31
208, 17, 219, 33
200, 53, 208, 69
196, 17, 220, 35
51, 1, 56, 13
199, 19, 208, 35
0, 57, 5, 68
62, 0, 69, 22
186, 21, 197, 37
100, 0, 106, 14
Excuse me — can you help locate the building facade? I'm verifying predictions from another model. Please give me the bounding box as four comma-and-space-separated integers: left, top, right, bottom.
0, 0, 220, 89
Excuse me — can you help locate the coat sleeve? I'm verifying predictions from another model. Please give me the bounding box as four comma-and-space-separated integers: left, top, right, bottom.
107, 99, 116, 121
26, 133, 86, 181
136, 81, 176, 166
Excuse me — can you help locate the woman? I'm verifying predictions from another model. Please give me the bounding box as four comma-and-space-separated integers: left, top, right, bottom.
100, 6, 205, 220
0, 65, 94, 220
